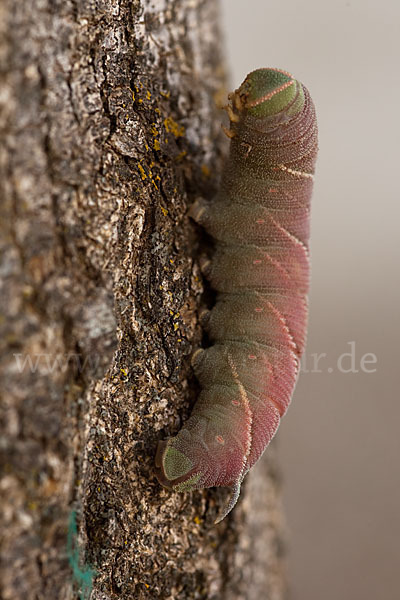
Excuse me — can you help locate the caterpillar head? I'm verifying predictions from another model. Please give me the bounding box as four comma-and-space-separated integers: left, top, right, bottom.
228, 67, 305, 121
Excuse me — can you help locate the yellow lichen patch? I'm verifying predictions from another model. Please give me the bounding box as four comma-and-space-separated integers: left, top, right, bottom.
175, 150, 187, 161
173, 323, 179, 331
138, 163, 160, 190
146, 90, 151, 100
164, 116, 185, 138
150, 174, 161, 190
138, 164, 147, 180
160, 90, 170, 99
120, 367, 128, 377
160, 206, 168, 216
194, 516, 202, 525
150, 123, 161, 151
201, 164, 210, 178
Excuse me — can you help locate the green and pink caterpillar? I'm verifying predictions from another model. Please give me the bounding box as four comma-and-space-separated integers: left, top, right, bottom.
155, 68, 318, 522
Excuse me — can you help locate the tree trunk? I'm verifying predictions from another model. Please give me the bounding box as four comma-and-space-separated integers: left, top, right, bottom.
0, 1, 287, 598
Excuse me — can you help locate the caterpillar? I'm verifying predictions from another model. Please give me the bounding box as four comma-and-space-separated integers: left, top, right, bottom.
155, 68, 318, 522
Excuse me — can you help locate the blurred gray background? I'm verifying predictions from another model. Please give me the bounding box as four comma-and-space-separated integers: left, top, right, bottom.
220, 1, 400, 598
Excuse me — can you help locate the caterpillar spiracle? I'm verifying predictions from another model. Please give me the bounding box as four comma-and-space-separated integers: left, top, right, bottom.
155, 68, 318, 522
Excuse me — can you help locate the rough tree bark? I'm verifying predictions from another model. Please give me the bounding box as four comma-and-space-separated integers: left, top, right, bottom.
0, 1, 287, 598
